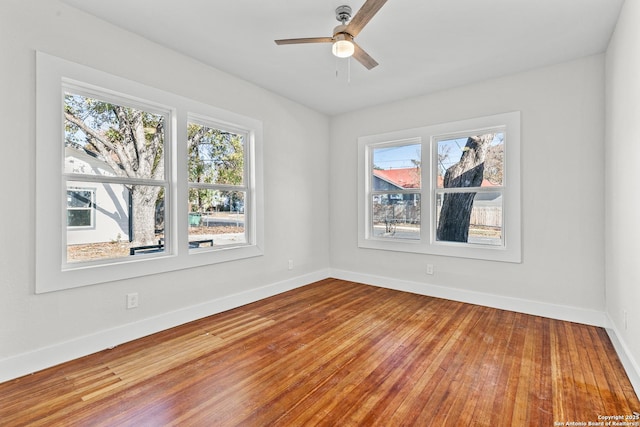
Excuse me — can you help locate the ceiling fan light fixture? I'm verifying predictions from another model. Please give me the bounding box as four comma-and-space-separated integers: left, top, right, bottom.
332, 39, 355, 58
332, 32, 355, 58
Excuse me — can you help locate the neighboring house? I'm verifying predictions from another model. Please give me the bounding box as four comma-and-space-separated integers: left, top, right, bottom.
373, 167, 500, 197
373, 168, 421, 191
65, 146, 130, 245
372, 168, 421, 206
371, 168, 421, 228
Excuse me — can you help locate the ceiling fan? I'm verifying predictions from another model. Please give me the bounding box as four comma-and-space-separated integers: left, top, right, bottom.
274, 0, 388, 70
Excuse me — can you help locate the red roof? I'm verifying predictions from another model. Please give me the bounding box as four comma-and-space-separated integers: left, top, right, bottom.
374, 168, 497, 189
373, 168, 420, 189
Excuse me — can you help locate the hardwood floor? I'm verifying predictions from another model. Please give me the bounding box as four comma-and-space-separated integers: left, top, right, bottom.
1, 278, 638, 426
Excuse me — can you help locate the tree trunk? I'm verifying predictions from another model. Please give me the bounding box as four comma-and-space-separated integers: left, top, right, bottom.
436, 134, 494, 242
130, 185, 161, 245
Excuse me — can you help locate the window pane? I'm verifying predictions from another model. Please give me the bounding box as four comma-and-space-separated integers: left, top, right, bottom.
66, 184, 166, 263
67, 190, 92, 208
372, 193, 420, 240
188, 189, 246, 248
188, 122, 244, 186
437, 133, 504, 188
372, 143, 421, 190
64, 93, 165, 180
436, 192, 502, 246
67, 210, 92, 227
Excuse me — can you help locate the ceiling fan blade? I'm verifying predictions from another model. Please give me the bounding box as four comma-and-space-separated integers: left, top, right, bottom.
345, 0, 388, 37
274, 37, 333, 45
352, 42, 379, 70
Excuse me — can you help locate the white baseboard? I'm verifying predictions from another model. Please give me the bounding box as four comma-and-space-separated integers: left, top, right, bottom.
605, 316, 640, 398
0, 269, 329, 384
330, 269, 609, 327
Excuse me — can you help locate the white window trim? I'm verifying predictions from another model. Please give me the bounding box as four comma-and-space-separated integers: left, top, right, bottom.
358, 112, 521, 263
36, 52, 264, 293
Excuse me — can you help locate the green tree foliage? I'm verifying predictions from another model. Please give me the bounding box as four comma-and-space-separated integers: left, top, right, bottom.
188, 123, 244, 213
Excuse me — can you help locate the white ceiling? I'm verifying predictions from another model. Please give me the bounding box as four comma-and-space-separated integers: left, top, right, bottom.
61, 0, 623, 116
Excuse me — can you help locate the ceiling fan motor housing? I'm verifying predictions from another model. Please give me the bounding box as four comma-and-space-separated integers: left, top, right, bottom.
335, 5, 352, 23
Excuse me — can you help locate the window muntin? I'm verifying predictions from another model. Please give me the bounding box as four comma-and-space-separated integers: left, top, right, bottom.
358, 112, 520, 263
63, 88, 169, 264
434, 131, 504, 247
187, 119, 249, 250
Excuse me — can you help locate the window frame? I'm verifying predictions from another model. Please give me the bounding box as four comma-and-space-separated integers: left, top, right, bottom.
358, 112, 521, 263
187, 114, 252, 252
62, 84, 172, 267
36, 52, 264, 293
432, 128, 506, 248
368, 138, 423, 242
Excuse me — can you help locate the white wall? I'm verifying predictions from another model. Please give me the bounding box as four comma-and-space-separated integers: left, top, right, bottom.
0, 0, 330, 380
605, 0, 640, 391
330, 55, 606, 321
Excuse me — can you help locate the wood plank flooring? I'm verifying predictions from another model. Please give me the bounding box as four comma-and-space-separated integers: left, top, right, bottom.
1, 278, 638, 426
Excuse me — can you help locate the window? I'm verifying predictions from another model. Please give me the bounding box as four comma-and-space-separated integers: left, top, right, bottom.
358, 112, 521, 263
36, 52, 263, 292
370, 140, 422, 240
435, 132, 504, 247
63, 89, 169, 263
187, 118, 249, 251
67, 188, 95, 228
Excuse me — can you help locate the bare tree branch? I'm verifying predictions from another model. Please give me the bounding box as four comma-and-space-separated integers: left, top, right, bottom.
64, 111, 116, 152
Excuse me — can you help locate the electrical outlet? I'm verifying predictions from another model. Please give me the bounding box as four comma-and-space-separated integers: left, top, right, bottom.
426, 264, 434, 275
288, 259, 294, 270
126, 293, 139, 309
